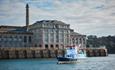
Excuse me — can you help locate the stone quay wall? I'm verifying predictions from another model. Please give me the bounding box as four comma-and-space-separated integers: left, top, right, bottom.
0, 47, 107, 59
86, 48, 108, 57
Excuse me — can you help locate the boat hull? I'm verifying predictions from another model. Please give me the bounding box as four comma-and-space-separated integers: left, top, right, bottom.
57, 57, 77, 61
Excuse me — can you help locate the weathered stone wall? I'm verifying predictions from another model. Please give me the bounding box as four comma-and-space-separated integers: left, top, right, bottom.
86, 48, 108, 57
0, 47, 108, 59
0, 48, 64, 59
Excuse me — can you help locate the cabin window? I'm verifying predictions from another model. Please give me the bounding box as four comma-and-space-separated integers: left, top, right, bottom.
67, 55, 70, 57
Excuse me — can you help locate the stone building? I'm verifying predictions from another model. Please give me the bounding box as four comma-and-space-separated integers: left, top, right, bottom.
0, 4, 86, 49
29, 20, 71, 49
0, 26, 33, 47
0, 4, 32, 48
29, 20, 86, 49
70, 31, 86, 48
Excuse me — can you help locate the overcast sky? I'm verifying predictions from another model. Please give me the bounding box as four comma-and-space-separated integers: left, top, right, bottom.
0, 0, 115, 37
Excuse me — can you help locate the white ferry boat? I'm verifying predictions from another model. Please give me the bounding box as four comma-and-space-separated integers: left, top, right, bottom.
57, 45, 86, 64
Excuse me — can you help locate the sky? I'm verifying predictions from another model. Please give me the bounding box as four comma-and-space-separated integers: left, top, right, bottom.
0, 0, 115, 37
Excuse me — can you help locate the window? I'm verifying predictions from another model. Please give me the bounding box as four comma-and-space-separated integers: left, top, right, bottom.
24, 45, 26, 47
24, 36, 27, 43
59, 33, 63, 42
76, 38, 78, 44
34, 44, 37, 47
45, 44, 48, 49
50, 33, 54, 42
83, 38, 86, 44
79, 38, 82, 44
29, 36, 32, 43
56, 44, 59, 49
0, 36, 1, 41
56, 34, 59, 42
39, 44, 42, 47
45, 33, 48, 43
50, 44, 53, 48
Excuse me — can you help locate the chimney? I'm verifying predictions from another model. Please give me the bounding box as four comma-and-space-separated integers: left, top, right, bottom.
26, 4, 29, 31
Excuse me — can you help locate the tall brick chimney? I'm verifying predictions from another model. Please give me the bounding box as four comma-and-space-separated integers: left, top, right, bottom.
26, 4, 29, 31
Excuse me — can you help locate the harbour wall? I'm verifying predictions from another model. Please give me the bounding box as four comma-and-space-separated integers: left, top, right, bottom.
0, 47, 108, 59
86, 48, 108, 57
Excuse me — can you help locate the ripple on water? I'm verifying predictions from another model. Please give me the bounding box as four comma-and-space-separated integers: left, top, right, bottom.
0, 54, 115, 70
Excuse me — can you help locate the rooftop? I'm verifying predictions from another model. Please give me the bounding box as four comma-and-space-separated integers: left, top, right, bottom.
0, 25, 30, 33
33, 20, 69, 25
71, 32, 86, 36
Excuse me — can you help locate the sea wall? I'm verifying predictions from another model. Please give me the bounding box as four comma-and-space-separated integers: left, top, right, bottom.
0, 48, 64, 59
0, 47, 107, 59
86, 48, 108, 57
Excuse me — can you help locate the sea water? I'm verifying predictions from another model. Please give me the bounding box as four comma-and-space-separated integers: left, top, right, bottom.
0, 54, 115, 70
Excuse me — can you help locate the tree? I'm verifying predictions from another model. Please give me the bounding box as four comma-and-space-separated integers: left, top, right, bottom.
86, 35, 115, 53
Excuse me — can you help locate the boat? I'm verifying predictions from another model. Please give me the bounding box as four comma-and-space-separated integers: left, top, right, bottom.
57, 46, 78, 64
57, 45, 86, 64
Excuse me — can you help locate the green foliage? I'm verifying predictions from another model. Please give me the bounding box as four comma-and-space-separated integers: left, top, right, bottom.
87, 35, 115, 53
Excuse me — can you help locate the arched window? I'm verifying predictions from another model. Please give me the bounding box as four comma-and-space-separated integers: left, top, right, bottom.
50, 44, 53, 48
56, 44, 59, 49
45, 44, 48, 49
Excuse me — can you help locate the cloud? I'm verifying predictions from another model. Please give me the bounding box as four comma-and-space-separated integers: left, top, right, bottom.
0, 0, 115, 36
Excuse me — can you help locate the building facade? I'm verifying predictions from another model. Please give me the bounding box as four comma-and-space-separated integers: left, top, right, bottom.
29, 20, 71, 49
29, 20, 86, 49
0, 20, 86, 49
70, 31, 86, 48
0, 26, 33, 47
0, 4, 86, 49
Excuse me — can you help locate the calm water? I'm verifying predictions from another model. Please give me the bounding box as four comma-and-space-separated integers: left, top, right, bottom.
0, 54, 115, 70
